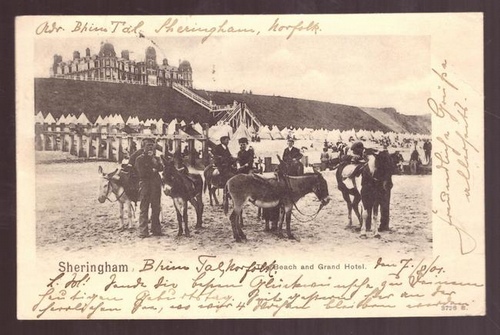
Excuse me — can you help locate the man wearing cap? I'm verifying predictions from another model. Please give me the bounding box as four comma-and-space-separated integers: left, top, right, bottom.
212, 135, 235, 178
282, 138, 304, 176
236, 137, 254, 174
135, 138, 163, 238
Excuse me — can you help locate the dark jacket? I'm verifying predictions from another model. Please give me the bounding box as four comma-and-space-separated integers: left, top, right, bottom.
213, 144, 234, 168
135, 154, 163, 181
282, 146, 303, 163
237, 148, 255, 173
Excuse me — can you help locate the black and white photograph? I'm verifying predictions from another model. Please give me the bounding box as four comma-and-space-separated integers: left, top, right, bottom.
16, 14, 484, 319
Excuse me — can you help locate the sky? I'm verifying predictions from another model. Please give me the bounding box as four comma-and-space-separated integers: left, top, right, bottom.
34, 35, 431, 115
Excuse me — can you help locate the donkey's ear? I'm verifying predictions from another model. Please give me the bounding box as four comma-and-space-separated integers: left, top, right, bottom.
312, 166, 320, 174
98, 166, 103, 174
108, 168, 119, 179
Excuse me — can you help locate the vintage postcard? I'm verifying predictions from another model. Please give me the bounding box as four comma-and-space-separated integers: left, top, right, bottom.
16, 14, 484, 319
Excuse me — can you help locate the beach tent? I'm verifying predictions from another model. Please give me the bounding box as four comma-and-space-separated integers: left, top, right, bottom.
56, 114, 67, 125
326, 129, 341, 142
209, 124, 233, 142
66, 114, 78, 124
114, 114, 125, 125
231, 123, 253, 143
44, 113, 56, 124
126, 116, 140, 126
270, 126, 284, 139
35, 111, 44, 124
257, 125, 273, 140
280, 127, 292, 139
155, 118, 165, 134
192, 122, 203, 134
167, 119, 179, 135
94, 115, 104, 125
76, 112, 90, 125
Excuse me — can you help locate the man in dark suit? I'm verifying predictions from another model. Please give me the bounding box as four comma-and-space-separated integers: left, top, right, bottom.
135, 138, 163, 238
236, 137, 254, 174
282, 139, 304, 176
212, 135, 235, 178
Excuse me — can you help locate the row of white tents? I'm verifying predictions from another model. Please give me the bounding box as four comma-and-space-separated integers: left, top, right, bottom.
35, 111, 429, 143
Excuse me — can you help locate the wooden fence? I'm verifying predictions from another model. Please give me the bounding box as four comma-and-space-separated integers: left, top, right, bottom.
34, 123, 211, 165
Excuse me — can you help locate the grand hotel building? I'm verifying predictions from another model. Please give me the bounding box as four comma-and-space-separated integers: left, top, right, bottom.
49, 42, 193, 88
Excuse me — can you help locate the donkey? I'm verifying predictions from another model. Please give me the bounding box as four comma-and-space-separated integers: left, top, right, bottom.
336, 150, 394, 237
224, 168, 330, 242
161, 157, 204, 237
97, 166, 134, 230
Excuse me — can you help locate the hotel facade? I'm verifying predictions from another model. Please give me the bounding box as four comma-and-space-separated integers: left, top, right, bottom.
49, 42, 193, 88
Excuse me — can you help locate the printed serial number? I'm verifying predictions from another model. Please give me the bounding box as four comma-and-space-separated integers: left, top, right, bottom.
441, 305, 458, 311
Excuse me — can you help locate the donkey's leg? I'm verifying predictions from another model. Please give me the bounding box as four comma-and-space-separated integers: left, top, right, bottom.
207, 185, 214, 206
360, 206, 372, 238
277, 207, 285, 237
126, 200, 134, 229
192, 195, 203, 229
263, 208, 270, 231
352, 191, 363, 230
182, 200, 190, 237
341, 191, 353, 227
237, 214, 246, 241
372, 199, 380, 238
118, 202, 126, 231
229, 209, 242, 242
173, 198, 184, 236
212, 187, 220, 206
285, 209, 295, 240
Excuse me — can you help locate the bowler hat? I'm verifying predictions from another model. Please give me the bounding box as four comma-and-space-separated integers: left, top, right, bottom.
220, 135, 230, 142
142, 138, 155, 145
238, 137, 248, 144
